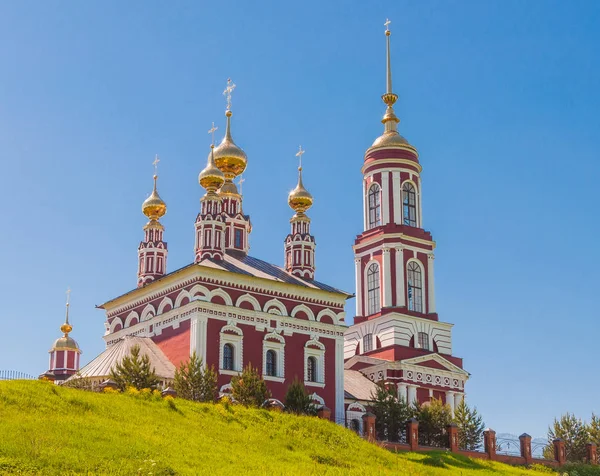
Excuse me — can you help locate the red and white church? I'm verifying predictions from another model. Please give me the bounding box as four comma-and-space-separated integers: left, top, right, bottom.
43, 22, 469, 426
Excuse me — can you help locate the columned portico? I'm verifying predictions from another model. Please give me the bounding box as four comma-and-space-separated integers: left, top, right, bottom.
446, 390, 456, 415
397, 382, 408, 402
407, 384, 418, 405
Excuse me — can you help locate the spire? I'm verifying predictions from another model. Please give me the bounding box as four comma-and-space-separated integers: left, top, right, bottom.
142, 155, 167, 221
288, 146, 313, 216
199, 122, 225, 194
60, 288, 73, 336
213, 78, 247, 184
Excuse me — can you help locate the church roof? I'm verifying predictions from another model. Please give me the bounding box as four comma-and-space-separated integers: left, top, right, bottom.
72, 336, 175, 381
98, 251, 351, 309
344, 369, 378, 402
200, 251, 352, 296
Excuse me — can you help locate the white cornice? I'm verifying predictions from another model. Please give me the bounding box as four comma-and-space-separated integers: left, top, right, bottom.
353, 235, 436, 253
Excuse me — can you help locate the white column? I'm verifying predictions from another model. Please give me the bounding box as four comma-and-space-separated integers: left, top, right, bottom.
427, 254, 436, 314
454, 392, 464, 410
417, 175, 423, 228
382, 248, 392, 307
335, 337, 345, 425
354, 258, 363, 317
397, 383, 408, 402
395, 247, 405, 307
362, 178, 368, 231
392, 171, 402, 224
446, 391, 456, 415
190, 311, 208, 364
407, 385, 418, 405
381, 172, 390, 225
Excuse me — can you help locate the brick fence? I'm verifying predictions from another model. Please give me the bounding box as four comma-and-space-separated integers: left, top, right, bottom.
324, 411, 599, 468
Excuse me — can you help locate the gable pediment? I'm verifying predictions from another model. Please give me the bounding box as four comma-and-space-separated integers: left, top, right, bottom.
401, 353, 468, 376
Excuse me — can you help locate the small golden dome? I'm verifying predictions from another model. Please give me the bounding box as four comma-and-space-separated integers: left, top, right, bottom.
142, 176, 167, 220
60, 323, 73, 334
288, 168, 313, 214
219, 180, 239, 196
212, 111, 247, 180
371, 130, 410, 148
199, 145, 225, 192
51, 335, 80, 352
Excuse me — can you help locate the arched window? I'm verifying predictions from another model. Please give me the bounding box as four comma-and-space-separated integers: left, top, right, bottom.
363, 333, 373, 353
266, 350, 276, 377
402, 182, 417, 227
418, 332, 429, 351
407, 261, 423, 313
368, 184, 381, 229
367, 263, 380, 315
307, 356, 317, 382
223, 343, 234, 370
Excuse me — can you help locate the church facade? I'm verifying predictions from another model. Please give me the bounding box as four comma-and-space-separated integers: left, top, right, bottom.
44, 21, 468, 426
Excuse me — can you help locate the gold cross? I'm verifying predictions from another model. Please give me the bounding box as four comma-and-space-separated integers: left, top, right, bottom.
237, 175, 245, 195
295, 145, 305, 169
153, 155, 160, 175
208, 122, 218, 146
223, 78, 236, 111
384, 18, 391, 32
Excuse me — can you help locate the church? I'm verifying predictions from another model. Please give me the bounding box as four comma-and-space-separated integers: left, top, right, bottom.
43, 21, 469, 427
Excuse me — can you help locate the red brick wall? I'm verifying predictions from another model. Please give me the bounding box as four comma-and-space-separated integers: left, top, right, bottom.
153, 320, 191, 368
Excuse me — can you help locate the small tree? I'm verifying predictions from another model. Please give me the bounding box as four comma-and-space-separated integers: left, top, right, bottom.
588, 414, 600, 449
173, 352, 218, 403
416, 398, 453, 447
453, 399, 485, 450
543, 413, 589, 462
110, 344, 159, 391
370, 384, 413, 442
230, 364, 271, 407
284, 378, 315, 415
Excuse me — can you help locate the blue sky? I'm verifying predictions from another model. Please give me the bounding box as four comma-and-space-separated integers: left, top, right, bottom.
0, 0, 598, 436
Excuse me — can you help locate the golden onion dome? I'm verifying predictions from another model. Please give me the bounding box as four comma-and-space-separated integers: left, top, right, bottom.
212, 111, 247, 180
288, 168, 313, 214
51, 335, 81, 352
219, 180, 239, 196
199, 145, 225, 192
60, 322, 73, 334
142, 176, 167, 220
371, 129, 410, 148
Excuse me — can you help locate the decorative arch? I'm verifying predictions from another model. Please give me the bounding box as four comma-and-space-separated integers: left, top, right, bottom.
347, 402, 366, 413
125, 311, 140, 328
308, 392, 325, 406
305, 336, 325, 351
209, 288, 233, 306
316, 309, 337, 324
364, 259, 381, 316
235, 294, 261, 311
140, 304, 156, 322
401, 179, 420, 228
157, 297, 174, 315
219, 383, 232, 394
175, 290, 191, 308
264, 331, 285, 344
291, 303, 315, 321
109, 317, 123, 333
189, 284, 210, 301
221, 321, 243, 336
263, 299, 287, 316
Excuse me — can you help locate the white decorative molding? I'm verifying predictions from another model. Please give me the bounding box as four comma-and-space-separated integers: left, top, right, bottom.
263, 298, 287, 316
263, 331, 285, 379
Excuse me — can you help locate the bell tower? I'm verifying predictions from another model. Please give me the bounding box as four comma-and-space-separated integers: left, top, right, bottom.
353, 20, 435, 323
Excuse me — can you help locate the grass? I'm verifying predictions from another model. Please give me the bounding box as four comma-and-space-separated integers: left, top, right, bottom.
0, 380, 585, 475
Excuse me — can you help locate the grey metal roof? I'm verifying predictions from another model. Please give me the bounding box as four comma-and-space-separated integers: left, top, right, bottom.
344, 369, 378, 402
73, 336, 175, 381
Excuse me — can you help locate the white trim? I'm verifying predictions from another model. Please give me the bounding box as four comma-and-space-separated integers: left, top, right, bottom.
219, 321, 243, 372
395, 246, 405, 307
381, 171, 390, 225
263, 332, 285, 379
263, 298, 287, 316
335, 336, 345, 423
291, 303, 315, 321
174, 290, 191, 308
235, 293, 262, 311
392, 170, 402, 224
124, 311, 140, 328
354, 258, 363, 317
109, 317, 123, 333
418, 175, 423, 228
309, 392, 325, 406
304, 337, 325, 384
401, 179, 420, 228
382, 247, 392, 307
190, 311, 208, 364
316, 308, 337, 323
157, 297, 174, 315
210, 288, 233, 306
427, 254, 436, 313
140, 304, 156, 322
189, 284, 210, 300
363, 178, 368, 231
363, 259, 381, 316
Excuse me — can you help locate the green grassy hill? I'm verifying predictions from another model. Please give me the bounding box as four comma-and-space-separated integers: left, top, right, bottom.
0, 380, 565, 475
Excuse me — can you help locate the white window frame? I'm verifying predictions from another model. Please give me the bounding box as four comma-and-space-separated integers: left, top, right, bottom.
406, 258, 426, 314
304, 338, 325, 388
401, 180, 420, 228
219, 322, 243, 375
263, 332, 285, 382
367, 183, 382, 229
364, 260, 381, 315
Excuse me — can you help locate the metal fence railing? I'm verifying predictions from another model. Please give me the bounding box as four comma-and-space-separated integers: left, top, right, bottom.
0, 370, 35, 381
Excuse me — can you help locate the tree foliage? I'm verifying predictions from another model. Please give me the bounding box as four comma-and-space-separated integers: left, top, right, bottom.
543, 413, 589, 462
416, 398, 453, 448
284, 378, 316, 415
109, 344, 159, 391
173, 352, 218, 403
230, 364, 271, 407
369, 384, 414, 442
453, 399, 485, 450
